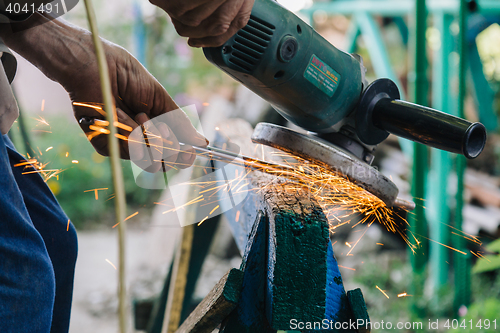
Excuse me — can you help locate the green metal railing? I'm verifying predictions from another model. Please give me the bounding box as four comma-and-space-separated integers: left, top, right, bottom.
303, 0, 499, 319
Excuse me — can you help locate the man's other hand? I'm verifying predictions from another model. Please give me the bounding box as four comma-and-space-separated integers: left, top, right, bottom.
150, 0, 254, 47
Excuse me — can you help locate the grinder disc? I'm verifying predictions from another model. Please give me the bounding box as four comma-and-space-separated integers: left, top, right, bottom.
251, 122, 400, 207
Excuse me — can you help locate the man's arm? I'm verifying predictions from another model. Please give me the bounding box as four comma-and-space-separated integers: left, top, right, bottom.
150, 0, 255, 47
0, 13, 207, 171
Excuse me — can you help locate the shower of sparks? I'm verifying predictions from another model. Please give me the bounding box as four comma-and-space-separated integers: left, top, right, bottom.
411, 232, 467, 255
14, 158, 64, 182
376, 285, 390, 299
25, 111, 476, 260
470, 250, 490, 261
84, 188, 108, 200
33, 115, 50, 127
105, 259, 117, 270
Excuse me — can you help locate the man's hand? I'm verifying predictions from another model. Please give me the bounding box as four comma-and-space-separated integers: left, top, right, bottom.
150, 0, 254, 47
0, 14, 207, 172
68, 39, 206, 172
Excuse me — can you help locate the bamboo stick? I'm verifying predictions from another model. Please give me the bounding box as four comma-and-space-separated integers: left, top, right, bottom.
83, 1, 128, 332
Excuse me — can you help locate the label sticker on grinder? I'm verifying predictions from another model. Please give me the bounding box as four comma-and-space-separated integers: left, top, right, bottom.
304, 54, 340, 97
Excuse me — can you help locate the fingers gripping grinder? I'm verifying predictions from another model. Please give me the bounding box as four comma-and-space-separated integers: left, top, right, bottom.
203, 0, 487, 207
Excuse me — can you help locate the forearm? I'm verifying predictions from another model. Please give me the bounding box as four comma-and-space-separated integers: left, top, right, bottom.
0, 13, 95, 89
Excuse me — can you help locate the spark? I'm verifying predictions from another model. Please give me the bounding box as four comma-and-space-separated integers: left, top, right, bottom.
346, 225, 370, 256
65, 152, 69, 157
84, 188, 108, 200
197, 216, 209, 226
376, 285, 390, 299
67, 219, 70, 232
105, 259, 117, 270
124, 211, 139, 221
89, 125, 110, 135
33, 115, 50, 127
345, 242, 352, 248
41, 99, 45, 112
398, 292, 411, 298
235, 210, 241, 222
203, 102, 210, 106
338, 265, 356, 271
209, 205, 220, 215
45, 146, 53, 152
15, 157, 64, 182
72, 102, 106, 116
376, 243, 384, 246
72, 160, 79, 164
411, 232, 467, 255
470, 250, 490, 261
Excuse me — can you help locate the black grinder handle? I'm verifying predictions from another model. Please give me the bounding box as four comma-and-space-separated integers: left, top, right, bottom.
356, 79, 486, 159
374, 99, 486, 159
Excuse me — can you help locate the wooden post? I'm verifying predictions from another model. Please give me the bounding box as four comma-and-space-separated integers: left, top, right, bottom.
176, 268, 244, 333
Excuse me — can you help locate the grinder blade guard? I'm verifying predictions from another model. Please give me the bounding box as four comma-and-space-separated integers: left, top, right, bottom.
203, 0, 487, 207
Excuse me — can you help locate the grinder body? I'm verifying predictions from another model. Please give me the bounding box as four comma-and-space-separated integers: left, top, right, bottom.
203, 0, 363, 133
203, 0, 486, 161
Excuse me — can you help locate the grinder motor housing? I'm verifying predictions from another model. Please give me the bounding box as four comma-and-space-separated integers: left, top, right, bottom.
203, 0, 486, 162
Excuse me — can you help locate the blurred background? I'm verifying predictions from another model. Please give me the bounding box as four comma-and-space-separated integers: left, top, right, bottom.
7, 0, 500, 332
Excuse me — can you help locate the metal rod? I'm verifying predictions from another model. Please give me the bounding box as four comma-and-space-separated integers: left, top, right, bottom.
194, 145, 298, 175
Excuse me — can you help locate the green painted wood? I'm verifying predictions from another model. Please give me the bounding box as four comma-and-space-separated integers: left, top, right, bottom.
347, 289, 370, 333
222, 213, 276, 333
265, 186, 330, 330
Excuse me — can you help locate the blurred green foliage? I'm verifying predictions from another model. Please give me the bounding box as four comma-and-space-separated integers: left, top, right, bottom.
449, 272, 500, 333
9, 115, 162, 229
473, 238, 500, 273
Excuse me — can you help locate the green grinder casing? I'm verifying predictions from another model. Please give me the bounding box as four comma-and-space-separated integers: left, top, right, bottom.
203, 0, 364, 134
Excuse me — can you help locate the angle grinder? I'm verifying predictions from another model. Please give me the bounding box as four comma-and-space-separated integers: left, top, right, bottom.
203, 0, 487, 207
